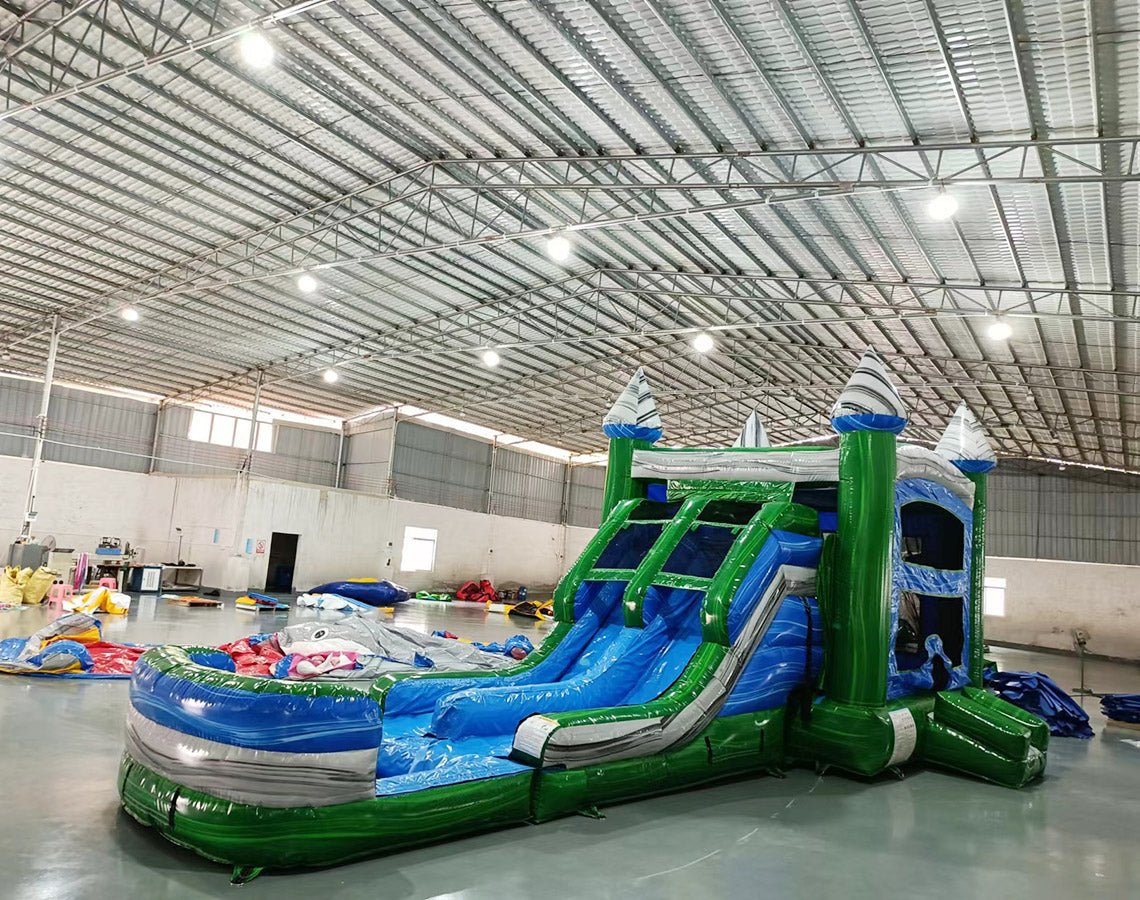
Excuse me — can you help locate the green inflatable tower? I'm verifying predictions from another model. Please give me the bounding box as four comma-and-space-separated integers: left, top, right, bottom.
935, 402, 998, 687
825, 349, 907, 706
599, 367, 662, 518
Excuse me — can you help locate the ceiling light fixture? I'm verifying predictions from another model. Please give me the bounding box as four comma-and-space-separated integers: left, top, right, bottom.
987, 318, 1012, 341
297, 273, 318, 294
546, 234, 571, 262
239, 31, 274, 69
121, 307, 140, 322
480, 348, 501, 368
322, 368, 339, 383
928, 190, 959, 220
692, 331, 715, 353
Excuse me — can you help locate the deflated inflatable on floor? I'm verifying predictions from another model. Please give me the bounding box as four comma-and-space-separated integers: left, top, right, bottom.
225, 618, 530, 679
0, 614, 146, 677
0, 614, 530, 680
120, 355, 1049, 878
305, 580, 410, 606
985, 670, 1094, 738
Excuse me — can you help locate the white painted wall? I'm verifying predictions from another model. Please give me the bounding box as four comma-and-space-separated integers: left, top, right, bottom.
1, 456, 596, 595
985, 556, 1140, 661
0, 456, 178, 561
386, 500, 575, 592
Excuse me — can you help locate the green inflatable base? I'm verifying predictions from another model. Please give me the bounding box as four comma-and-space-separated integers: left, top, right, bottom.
118, 755, 534, 870
119, 692, 1046, 872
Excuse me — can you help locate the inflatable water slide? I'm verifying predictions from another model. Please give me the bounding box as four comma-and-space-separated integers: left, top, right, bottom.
119, 351, 1047, 877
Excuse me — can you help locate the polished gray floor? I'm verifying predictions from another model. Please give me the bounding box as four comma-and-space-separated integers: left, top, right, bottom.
0, 597, 1137, 899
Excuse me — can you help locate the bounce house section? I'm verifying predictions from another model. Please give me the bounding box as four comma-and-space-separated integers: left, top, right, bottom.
888, 478, 973, 700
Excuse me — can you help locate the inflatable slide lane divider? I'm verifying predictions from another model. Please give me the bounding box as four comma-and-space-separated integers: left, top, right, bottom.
511, 500, 819, 770
369, 498, 643, 715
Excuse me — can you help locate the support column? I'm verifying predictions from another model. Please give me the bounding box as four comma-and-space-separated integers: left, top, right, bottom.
966, 471, 988, 686
232, 371, 264, 555
334, 422, 346, 489
148, 400, 165, 475
823, 348, 908, 707
20, 314, 60, 539
934, 402, 997, 688
246, 372, 263, 466
386, 410, 398, 498
826, 429, 897, 705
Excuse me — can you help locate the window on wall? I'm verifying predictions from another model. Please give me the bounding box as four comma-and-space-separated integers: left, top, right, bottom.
188, 410, 274, 452
983, 577, 1006, 617
400, 526, 438, 572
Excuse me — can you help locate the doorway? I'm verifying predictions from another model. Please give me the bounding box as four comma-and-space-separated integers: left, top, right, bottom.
264, 532, 299, 593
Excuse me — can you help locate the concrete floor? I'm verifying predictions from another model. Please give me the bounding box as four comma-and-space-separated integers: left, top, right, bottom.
0, 596, 1137, 899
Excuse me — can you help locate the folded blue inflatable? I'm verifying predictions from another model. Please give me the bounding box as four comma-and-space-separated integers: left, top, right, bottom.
1101, 694, 1140, 724
305, 580, 410, 605
985, 670, 1094, 739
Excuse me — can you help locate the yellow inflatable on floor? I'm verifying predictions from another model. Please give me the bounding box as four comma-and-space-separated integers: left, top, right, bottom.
66, 587, 131, 615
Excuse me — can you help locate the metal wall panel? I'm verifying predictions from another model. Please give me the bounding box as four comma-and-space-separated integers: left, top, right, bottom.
391, 420, 491, 512
987, 473, 1040, 560
342, 412, 394, 495
266, 425, 339, 486
153, 405, 240, 476
491, 447, 566, 524
12, 370, 1140, 562
45, 386, 156, 473
567, 464, 606, 528
153, 404, 338, 486
0, 376, 38, 458
988, 470, 1140, 566
0, 376, 157, 472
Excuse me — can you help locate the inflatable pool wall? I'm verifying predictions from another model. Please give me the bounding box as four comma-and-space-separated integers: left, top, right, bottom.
120, 353, 1046, 875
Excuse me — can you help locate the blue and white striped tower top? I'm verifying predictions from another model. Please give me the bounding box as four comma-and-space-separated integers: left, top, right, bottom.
830, 347, 908, 434
732, 409, 770, 448
602, 367, 664, 442
936, 403, 996, 473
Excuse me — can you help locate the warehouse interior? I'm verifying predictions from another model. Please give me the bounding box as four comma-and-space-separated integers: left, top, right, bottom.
1, 0, 1139, 896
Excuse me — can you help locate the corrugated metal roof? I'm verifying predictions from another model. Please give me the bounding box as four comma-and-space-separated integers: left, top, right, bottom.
1, 0, 1138, 465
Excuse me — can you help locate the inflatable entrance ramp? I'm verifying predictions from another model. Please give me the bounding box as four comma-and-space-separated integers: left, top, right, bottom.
120, 357, 1045, 875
